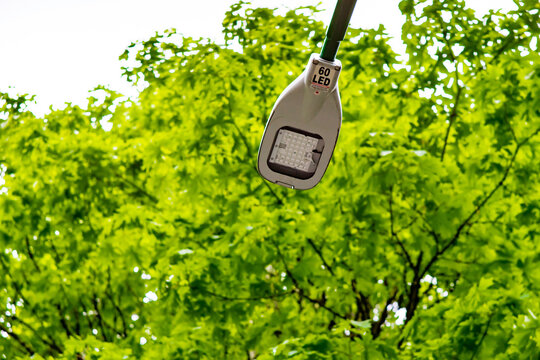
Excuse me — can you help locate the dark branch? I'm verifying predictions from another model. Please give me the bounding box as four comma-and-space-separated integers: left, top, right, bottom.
438, 21, 457, 62
24, 236, 41, 272
351, 279, 371, 321
421, 282, 434, 297
404, 276, 421, 326
422, 126, 540, 279
92, 295, 110, 342
193, 286, 292, 301
502, 103, 518, 143
406, 202, 442, 248
56, 304, 73, 338
115, 173, 158, 204
106, 268, 127, 338
372, 288, 398, 339
440, 69, 462, 161
79, 299, 96, 332
270, 238, 347, 320
47, 237, 62, 264
0, 322, 35, 355
262, 181, 284, 206
8, 315, 63, 354
306, 238, 335, 276
489, 35, 527, 66
395, 216, 418, 234
470, 313, 494, 360
226, 81, 283, 206
298, 291, 348, 320
389, 190, 414, 269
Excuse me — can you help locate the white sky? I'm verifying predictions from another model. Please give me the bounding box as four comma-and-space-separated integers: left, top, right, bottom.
0, 0, 515, 116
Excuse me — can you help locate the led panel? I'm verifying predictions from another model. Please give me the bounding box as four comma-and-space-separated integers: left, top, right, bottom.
268, 128, 324, 179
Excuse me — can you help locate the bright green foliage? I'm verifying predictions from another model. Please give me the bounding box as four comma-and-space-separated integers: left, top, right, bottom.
1, 0, 539, 359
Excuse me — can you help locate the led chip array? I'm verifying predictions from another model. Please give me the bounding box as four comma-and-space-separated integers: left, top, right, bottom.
269, 129, 320, 172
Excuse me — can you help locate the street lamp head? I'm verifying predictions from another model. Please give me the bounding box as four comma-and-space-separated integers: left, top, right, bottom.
257, 54, 342, 190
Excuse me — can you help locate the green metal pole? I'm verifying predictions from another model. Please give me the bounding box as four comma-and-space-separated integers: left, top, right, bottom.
320, 0, 358, 62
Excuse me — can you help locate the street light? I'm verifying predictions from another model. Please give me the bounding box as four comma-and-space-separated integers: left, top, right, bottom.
257, 0, 358, 190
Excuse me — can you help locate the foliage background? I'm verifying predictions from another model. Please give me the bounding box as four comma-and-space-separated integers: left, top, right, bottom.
0, 0, 539, 358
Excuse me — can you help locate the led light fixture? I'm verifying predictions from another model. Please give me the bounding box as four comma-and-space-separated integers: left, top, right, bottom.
268, 128, 324, 179
257, 0, 358, 190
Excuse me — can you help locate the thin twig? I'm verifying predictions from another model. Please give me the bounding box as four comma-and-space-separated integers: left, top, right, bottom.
470, 313, 494, 360
24, 236, 41, 272
389, 190, 414, 269
8, 315, 63, 354
299, 292, 348, 320
115, 173, 158, 203
226, 79, 283, 206
0, 322, 35, 355
270, 238, 347, 320
192, 286, 292, 301
91, 295, 109, 342
56, 304, 73, 337
306, 238, 335, 276
440, 70, 462, 161
395, 216, 418, 234
502, 102, 517, 143
106, 268, 127, 337
262, 181, 284, 205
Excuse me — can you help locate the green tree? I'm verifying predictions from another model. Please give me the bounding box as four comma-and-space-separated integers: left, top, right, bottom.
0, 0, 539, 358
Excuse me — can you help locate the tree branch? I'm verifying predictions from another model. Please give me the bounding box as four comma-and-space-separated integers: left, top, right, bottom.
106, 268, 127, 338
372, 288, 398, 339
0, 322, 35, 355
405, 201, 442, 249
404, 275, 421, 326
24, 236, 40, 272
298, 291, 348, 320
488, 35, 526, 66
440, 69, 462, 161
192, 285, 292, 301
8, 315, 63, 354
115, 172, 158, 204
47, 237, 62, 264
306, 238, 335, 276
56, 304, 73, 338
92, 295, 110, 342
389, 190, 414, 269
270, 238, 347, 320
79, 299, 96, 332
262, 181, 284, 206
422, 126, 540, 279
0, 255, 49, 330
438, 23, 456, 62
470, 313, 494, 360
226, 81, 283, 206
351, 279, 371, 321
395, 216, 418, 234
502, 102, 518, 143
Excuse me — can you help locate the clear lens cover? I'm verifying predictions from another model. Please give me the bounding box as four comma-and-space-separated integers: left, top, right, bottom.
268, 127, 324, 179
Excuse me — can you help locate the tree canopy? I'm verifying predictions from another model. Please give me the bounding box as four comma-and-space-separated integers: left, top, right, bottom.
0, 0, 539, 358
